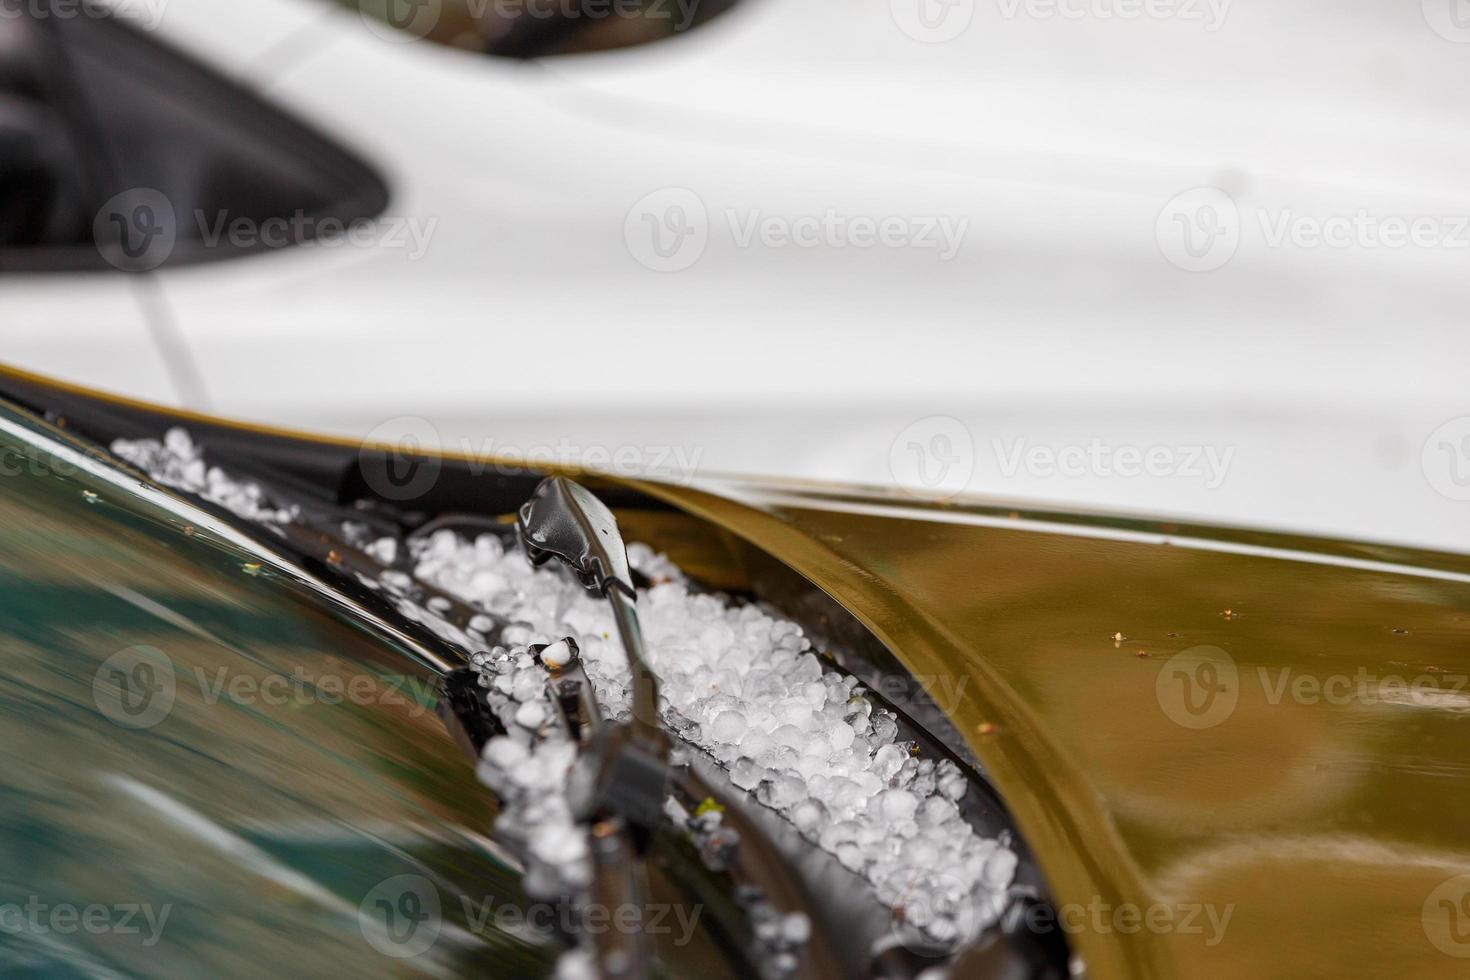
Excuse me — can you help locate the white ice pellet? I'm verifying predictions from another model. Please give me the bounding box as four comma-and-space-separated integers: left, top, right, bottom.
515, 700, 547, 729
481, 736, 527, 771
758, 771, 807, 810
709, 710, 748, 744
366, 537, 398, 565
539, 639, 573, 670
827, 722, 856, 750
740, 730, 774, 759
511, 668, 544, 703
790, 799, 826, 835
531, 823, 587, 867
731, 758, 765, 791
982, 848, 1018, 890
782, 913, 811, 945
877, 789, 919, 822
919, 796, 958, 827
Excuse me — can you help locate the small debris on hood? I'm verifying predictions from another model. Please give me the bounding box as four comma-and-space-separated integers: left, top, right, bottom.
112, 428, 297, 524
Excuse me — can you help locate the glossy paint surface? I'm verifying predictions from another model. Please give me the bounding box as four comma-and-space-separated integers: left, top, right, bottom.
634, 481, 1470, 979
3, 363, 1468, 978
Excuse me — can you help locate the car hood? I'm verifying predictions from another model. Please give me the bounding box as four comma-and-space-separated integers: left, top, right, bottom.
623, 477, 1470, 978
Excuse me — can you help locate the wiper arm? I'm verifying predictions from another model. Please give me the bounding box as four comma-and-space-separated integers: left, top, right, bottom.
518, 476, 663, 748
517, 477, 847, 979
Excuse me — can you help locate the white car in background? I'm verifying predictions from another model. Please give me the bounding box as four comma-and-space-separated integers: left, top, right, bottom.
2, 0, 1468, 551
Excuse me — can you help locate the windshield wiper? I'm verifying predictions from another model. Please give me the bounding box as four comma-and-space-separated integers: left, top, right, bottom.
518, 476, 847, 979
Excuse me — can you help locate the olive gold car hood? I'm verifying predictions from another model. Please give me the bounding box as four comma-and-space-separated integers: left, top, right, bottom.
625, 478, 1470, 979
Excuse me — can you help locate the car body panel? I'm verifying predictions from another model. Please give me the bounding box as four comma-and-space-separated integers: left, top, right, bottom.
2, 364, 1468, 976
622, 480, 1470, 978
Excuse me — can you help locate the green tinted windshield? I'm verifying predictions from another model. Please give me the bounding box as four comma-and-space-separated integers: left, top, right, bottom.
0, 406, 550, 976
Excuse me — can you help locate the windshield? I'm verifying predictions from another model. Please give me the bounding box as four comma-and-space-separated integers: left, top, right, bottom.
0, 406, 548, 975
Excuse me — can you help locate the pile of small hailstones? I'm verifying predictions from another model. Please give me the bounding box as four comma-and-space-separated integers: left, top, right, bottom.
410, 529, 1017, 944
111, 429, 297, 524
111, 429, 1016, 945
